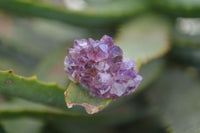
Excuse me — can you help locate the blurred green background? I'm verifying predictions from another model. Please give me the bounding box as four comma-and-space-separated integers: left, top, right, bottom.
0, 0, 200, 133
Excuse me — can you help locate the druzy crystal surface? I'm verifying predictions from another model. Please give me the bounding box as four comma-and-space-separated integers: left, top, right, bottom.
64, 35, 142, 98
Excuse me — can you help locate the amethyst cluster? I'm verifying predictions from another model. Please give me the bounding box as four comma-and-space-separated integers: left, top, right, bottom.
64, 35, 142, 98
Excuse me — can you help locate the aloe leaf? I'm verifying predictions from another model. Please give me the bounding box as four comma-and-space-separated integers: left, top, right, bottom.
116, 14, 171, 70
65, 83, 113, 114
0, 99, 84, 119
0, 0, 147, 27
150, 0, 200, 17
0, 99, 146, 126
0, 70, 66, 108
2, 118, 44, 133
147, 67, 200, 133
0, 69, 113, 114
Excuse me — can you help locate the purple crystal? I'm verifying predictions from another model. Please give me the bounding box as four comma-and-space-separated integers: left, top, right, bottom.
110, 82, 126, 97
91, 73, 113, 98
64, 35, 142, 99
77, 49, 89, 66
109, 62, 121, 75
93, 73, 113, 89
125, 75, 143, 95
100, 35, 114, 48
64, 56, 80, 82
115, 60, 137, 83
87, 42, 109, 62
108, 46, 123, 64
74, 39, 89, 49
122, 58, 136, 69
68, 48, 78, 59
79, 72, 93, 87
84, 60, 97, 77
109, 46, 123, 58
95, 60, 110, 72
88, 38, 95, 45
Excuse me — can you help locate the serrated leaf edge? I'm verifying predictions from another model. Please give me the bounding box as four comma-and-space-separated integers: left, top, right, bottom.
1, 69, 62, 89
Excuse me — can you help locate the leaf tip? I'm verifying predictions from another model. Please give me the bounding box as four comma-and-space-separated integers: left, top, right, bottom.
64, 89, 100, 114
66, 101, 100, 114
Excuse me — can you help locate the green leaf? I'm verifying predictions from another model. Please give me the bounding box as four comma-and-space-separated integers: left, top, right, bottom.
65, 83, 113, 114
0, 98, 96, 120
0, 99, 146, 126
147, 67, 200, 133
116, 14, 171, 70
0, 0, 148, 27
2, 118, 44, 133
0, 99, 80, 119
0, 70, 66, 108
151, 0, 200, 17
0, 70, 112, 115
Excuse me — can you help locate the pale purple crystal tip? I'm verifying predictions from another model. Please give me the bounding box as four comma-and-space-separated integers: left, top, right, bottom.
64, 35, 142, 98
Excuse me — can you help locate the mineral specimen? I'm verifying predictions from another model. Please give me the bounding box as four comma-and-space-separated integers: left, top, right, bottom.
64, 35, 142, 98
